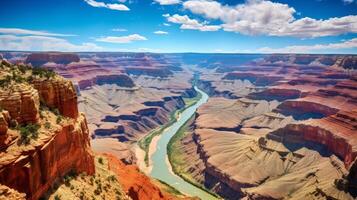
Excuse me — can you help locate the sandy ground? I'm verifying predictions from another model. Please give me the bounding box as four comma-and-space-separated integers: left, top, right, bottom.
135, 134, 161, 174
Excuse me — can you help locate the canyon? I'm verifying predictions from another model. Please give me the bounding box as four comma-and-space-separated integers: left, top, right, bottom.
0, 52, 356, 200
0, 58, 193, 200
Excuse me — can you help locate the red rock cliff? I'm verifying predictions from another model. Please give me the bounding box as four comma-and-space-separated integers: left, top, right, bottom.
0, 62, 95, 200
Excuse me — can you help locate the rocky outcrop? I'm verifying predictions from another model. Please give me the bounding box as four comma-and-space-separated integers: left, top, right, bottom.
334, 56, 357, 70
223, 72, 283, 86
0, 184, 26, 200
262, 54, 357, 69
249, 88, 302, 101
268, 123, 356, 167
32, 78, 78, 118
98, 95, 185, 142
0, 111, 11, 149
105, 154, 187, 200
0, 114, 95, 200
25, 53, 80, 66
78, 74, 135, 90
0, 61, 95, 200
276, 100, 339, 120
0, 84, 40, 124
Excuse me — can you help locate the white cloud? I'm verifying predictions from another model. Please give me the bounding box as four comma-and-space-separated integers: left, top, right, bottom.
154, 0, 181, 5
163, 23, 171, 26
342, 0, 354, 4
84, 0, 129, 11
112, 28, 127, 32
0, 35, 103, 52
258, 38, 357, 53
154, 30, 169, 34
0, 28, 75, 37
96, 34, 147, 43
165, 14, 221, 31
183, 0, 357, 38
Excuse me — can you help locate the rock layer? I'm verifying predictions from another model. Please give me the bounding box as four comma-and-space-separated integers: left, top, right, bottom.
0, 84, 40, 124
32, 79, 78, 118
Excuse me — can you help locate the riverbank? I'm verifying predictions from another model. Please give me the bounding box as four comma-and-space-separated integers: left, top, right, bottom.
137, 90, 203, 167
167, 116, 221, 199
149, 86, 218, 200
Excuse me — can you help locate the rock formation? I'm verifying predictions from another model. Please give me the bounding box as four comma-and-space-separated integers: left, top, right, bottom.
0, 61, 95, 200
32, 78, 79, 118
0, 84, 40, 124
25, 53, 80, 66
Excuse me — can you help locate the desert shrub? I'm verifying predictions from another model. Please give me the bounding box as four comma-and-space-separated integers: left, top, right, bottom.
64, 170, 77, 187
106, 175, 117, 182
9, 119, 18, 129
54, 195, 61, 200
19, 123, 40, 145
98, 157, 103, 165
11, 71, 26, 83
44, 122, 51, 129
52, 108, 60, 116
0, 75, 12, 87
56, 116, 63, 124
32, 68, 56, 79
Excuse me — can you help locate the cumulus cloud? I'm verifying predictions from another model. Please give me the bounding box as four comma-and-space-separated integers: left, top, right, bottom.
258, 38, 357, 53
84, 0, 129, 11
164, 14, 221, 31
0, 28, 75, 37
0, 35, 103, 51
183, 0, 357, 37
154, 30, 169, 34
154, 0, 181, 5
96, 34, 147, 43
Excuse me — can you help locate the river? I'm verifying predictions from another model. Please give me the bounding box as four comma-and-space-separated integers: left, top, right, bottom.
150, 86, 217, 200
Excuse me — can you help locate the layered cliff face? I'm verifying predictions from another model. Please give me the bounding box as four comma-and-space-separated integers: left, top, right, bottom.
25, 53, 80, 66
181, 55, 357, 199
262, 54, 357, 69
176, 97, 355, 199
0, 60, 95, 200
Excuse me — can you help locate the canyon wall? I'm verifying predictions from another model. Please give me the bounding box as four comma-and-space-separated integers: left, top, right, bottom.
0, 60, 95, 200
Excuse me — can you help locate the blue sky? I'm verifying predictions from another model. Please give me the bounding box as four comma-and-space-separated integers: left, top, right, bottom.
0, 0, 356, 53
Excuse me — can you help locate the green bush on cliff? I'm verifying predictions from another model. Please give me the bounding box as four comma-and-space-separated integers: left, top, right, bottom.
32, 68, 56, 79
0, 75, 12, 87
19, 123, 40, 145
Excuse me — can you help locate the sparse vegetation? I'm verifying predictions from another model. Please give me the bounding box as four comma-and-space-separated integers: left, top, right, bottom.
45, 122, 51, 129
18, 123, 40, 145
106, 175, 117, 182
56, 116, 63, 124
32, 68, 56, 79
64, 170, 77, 187
54, 195, 61, 200
98, 157, 104, 165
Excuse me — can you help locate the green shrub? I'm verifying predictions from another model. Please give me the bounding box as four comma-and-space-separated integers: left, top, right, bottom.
32, 68, 56, 79
45, 122, 51, 129
56, 116, 63, 124
19, 123, 40, 145
52, 108, 60, 116
98, 157, 103, 165
54, 195, 61, 200
0, 75, 12, 88
106, 175, 117, 182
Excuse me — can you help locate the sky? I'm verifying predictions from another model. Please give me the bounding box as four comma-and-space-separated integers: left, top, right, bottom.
0, 0, 356, 53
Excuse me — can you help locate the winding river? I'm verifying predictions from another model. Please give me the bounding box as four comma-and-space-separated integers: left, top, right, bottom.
150, 86, 217, 200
